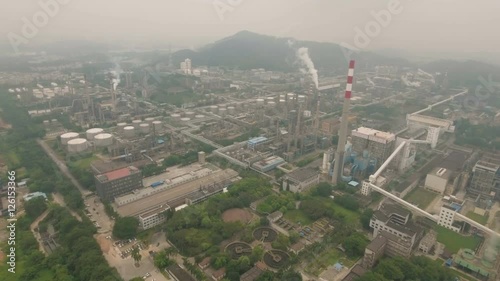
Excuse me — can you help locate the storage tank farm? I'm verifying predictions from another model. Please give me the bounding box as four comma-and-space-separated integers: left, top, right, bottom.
86, 128, 103, 140
94, 133, 113, 147
60, 132, 79, 145
67, 138, 88, 153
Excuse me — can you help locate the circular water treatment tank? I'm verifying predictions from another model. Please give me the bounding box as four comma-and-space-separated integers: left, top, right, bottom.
227, 106, 235, 114
180, 117, 191, 122
94, 133, 113, 147
195, 114, 205, 119
145, 117, 155, 124
67, 138, 88, 153
185, 111, 195, 118
86, 128, 103, 140
171, 113, 181, 119
60, 132, 79, 145
256, 98, 265, 105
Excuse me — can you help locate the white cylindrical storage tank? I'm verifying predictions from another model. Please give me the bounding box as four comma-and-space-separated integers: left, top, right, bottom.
219, 108, 227, 116
60, 132, 79, 145
51, 119, 57, 123
185, 111, 195, 118
132, 120, 142, 129
94, 133, 113, 147
86, 128, 104, 140
145, 117, 155, 124
117, 122, 127, 132
152, 120, 162, 131
298, 95, 306, 103
123, 126, 135, 138
279, 99, 286, 104
180, 117, 191, 123
67, 138, 88, 153
139, 123, 150, 134
171, 113, 181, 120
267, 101, 276, 108
279, 94, 285, 99
195, 114, 205, 119
43, 120, 50, 126
256, 98, 265, 106
209, 105, 218, 113
227, 106, 235, 115
266, 97, 274, 102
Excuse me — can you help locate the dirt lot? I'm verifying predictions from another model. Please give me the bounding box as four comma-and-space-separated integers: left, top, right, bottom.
222, 208, 253, 224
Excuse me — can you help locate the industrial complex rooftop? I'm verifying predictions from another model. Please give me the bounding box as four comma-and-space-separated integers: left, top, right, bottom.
351, 127, 396, 143
115, 168, 238, 217
95, 166, 139, 182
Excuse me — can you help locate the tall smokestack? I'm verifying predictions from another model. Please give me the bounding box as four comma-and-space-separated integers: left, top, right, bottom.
332, 60, 355, 185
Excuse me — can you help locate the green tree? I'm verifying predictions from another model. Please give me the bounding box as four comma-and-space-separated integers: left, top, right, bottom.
112, 216, 138, 239
375, 259, 405, 281
313, 182, 333, 197
343, 232, 368, 258
131, 247, 142, 267
24, 196, 48, 219
360, 209, 374, 230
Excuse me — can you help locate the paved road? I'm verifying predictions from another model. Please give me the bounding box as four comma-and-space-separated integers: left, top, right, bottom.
37, 139, 90, 196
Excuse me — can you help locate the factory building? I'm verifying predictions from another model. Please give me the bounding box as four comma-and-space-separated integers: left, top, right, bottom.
251, 156, 285, 172
369, 203, 422, 257
424, 167, 451, 194
114, 166, 239, 230
247, 137, 269, 151
138, 204, 171, 230
282, 168, 320, 193
351, 127, 396, 170
95, 166, 142, 201
468, 158, 500, 200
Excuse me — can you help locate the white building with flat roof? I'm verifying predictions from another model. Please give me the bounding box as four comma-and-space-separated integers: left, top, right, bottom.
424, 167, 451, 194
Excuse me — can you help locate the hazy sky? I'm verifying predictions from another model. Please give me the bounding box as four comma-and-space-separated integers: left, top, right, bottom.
2, 0, 499, 54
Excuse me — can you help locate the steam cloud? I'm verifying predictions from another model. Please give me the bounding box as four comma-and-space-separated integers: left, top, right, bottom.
110, 62, 122, 91
296, 47, 318, 89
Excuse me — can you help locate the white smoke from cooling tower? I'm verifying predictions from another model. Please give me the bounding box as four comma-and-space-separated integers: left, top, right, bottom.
296, 47, 318, 89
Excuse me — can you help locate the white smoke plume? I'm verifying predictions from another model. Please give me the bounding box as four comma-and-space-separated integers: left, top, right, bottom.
110, 62, 122, 91
296, 47, 318, 89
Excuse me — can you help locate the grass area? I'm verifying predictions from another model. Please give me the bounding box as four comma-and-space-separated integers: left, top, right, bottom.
316, 197, 361, 224
284, 209, 313, 226
452, 269, 479, 281
6, 151, 20, 166
465, 211, 489, 226
432, 259, 477, 281
72, 155, 98, 170
434, 226, 482, 254
404, 188, 438, 209
305, 247, 357, 276
0, 260, 25, 281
